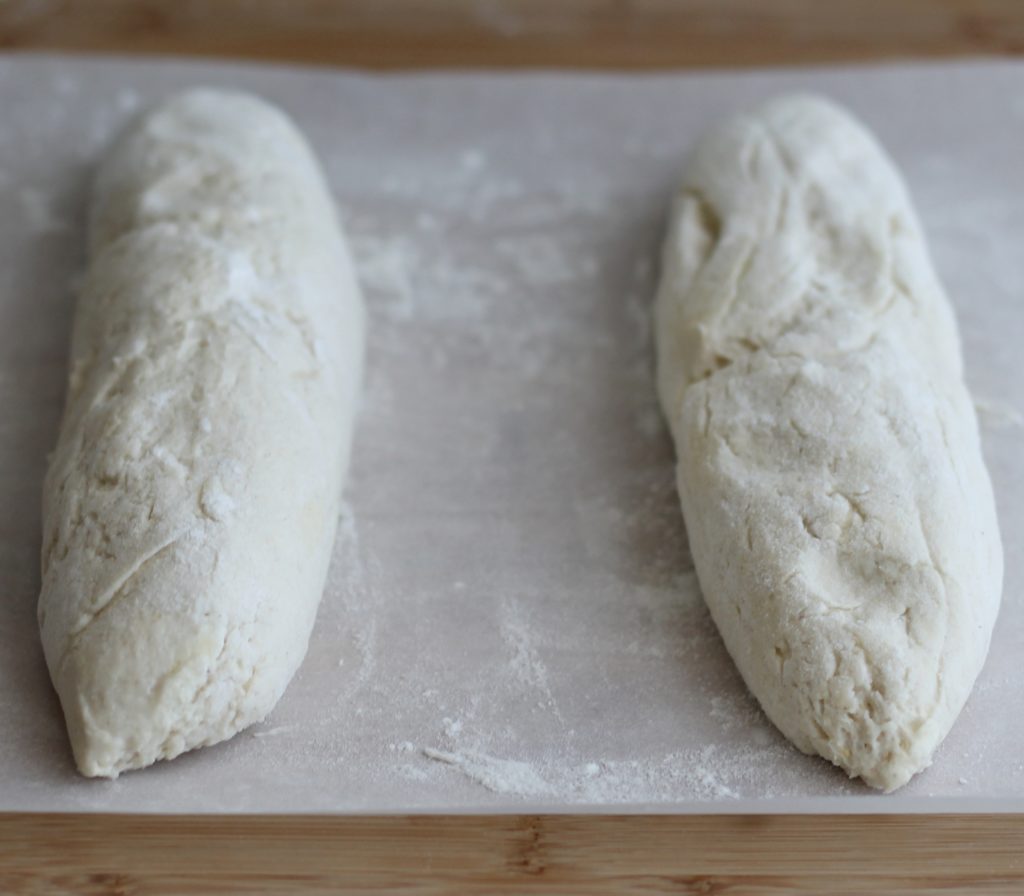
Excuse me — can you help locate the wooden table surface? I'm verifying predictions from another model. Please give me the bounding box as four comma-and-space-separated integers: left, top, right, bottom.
3, 2, 1024, 893
3, 813, 1024, 894
2, 0, 1024, 69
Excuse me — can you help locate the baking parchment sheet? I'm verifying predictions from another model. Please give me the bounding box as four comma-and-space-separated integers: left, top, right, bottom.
0, 54, 1021, 813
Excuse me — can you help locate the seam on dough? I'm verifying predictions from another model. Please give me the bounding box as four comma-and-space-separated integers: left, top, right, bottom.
679, 188, 722, 270
710, 241, 756, 339
61, 532, 184, 656
763, 124, 800, 231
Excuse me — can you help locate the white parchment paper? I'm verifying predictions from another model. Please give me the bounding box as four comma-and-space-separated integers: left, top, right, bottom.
0, 54, 1021, 813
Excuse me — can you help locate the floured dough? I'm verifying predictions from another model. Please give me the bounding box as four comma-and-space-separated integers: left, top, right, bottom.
39, 90, 364, 778
654, 95, 1002, 791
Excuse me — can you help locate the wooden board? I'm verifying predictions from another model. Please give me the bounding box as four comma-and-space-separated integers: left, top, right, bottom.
2, 3, 1023, 892
1, 814, 1022, 893
1, 0, 1024, 69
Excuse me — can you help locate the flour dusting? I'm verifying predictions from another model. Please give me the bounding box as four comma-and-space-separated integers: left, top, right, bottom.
414, 742, 789, 802
323, 498, 379, 701
499, 597, 556, 704
423, 748, 554, 797
18, 187, 67, 233
974, 395, 1024, 428
350, 227, 505, 323
252, 725, 297, 739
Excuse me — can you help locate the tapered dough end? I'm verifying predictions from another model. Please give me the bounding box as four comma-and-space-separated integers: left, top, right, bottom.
58, 645, 280, 780
57, 633, 274, 781
44, 523, 321, 779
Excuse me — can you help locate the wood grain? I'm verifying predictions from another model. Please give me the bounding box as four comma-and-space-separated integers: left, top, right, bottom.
1, 0, 1024, 69
1, 813, 1023, 893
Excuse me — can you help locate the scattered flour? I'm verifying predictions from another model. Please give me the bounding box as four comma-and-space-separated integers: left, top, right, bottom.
423, 748, 555, 797
417, 744, 764, 802
499, 597, 554, 701
974, 395, 1024, 428
336, 498, 359, 550
350, 234, 415, 319
350, 228, 505, 323
252, 725, 297, 739
116, 88, 140, 112
495, 233, 596, 286
415, 210, 438, 232
18, 187, 68, 233
709, 695, 740, 731
323, 499, 380, 702
397, 763, 431, 782
53, 74, 78, 98
459, 148, 486, 172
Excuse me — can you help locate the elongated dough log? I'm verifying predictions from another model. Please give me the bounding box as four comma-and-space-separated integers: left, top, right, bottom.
39, 90, 364, 778
655, 96, 1002, 791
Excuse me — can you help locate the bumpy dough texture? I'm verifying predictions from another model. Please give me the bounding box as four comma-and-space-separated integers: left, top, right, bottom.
39, 90, 364, 778
655, 95, 1002, 791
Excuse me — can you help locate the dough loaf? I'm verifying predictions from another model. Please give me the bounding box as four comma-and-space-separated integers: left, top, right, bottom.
39, 90, 364, 777
654, 95, 1002, 791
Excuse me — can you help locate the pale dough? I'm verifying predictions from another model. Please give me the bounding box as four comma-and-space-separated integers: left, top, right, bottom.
39, 90, 364, 778
654, 95, 1003, 791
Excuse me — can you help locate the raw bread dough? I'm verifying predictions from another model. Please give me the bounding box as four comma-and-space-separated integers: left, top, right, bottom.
38, 90, 364, 778
654, 95, 1002, 791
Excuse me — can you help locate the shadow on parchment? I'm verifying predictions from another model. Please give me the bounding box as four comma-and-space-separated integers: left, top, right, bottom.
0, 160, 91, 782
579, 183, 748, 701
583, 185, 686, 580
